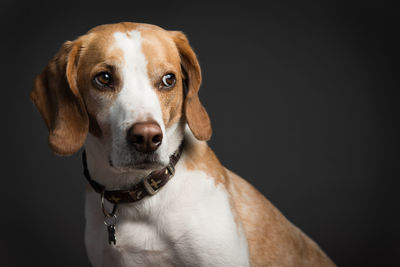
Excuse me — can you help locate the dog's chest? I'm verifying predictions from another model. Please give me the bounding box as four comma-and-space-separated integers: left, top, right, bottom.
84, 168, 249, 267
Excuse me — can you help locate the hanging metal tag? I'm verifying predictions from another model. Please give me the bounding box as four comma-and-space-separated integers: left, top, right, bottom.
104, 215, 117, 245
101, 190, 118, 245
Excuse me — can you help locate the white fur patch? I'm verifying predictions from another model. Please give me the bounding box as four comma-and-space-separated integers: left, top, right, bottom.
109, 30, 169, 170
85, 129, 249, 267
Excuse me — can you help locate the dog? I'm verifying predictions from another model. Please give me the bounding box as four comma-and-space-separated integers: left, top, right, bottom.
31, 22, 335, 267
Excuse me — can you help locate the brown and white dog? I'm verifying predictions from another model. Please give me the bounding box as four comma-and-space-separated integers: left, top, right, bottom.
31, 22, 335, 267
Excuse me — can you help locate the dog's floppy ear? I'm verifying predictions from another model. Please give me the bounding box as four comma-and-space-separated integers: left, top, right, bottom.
30, 39, 89, 155
170, 31, 212, 141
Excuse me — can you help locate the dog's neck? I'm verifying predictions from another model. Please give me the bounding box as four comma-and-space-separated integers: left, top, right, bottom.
84, 122, 186, 190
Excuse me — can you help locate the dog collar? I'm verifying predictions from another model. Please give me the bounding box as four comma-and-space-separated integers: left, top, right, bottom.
82, 146, 182, 204
82, 145, 183, 245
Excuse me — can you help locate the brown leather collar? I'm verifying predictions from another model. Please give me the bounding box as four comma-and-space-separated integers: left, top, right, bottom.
82, 146, 183, 204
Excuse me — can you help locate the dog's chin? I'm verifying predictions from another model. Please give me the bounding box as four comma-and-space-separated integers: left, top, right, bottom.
108, 157, 166, 173
131, 160, 165, 170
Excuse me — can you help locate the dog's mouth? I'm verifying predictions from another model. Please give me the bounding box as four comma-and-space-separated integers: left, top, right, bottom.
108, 154, 165, 172
131, 159, 164, 170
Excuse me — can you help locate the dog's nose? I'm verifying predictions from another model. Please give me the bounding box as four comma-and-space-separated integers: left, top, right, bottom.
127, 121, 163, 153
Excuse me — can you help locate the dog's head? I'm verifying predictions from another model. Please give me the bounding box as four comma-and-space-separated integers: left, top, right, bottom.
31, 22, 211, 171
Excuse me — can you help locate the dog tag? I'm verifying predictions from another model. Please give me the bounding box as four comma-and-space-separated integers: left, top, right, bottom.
107, 224, 116, 245
104, 214, 117, 245
101, 194, 118, 245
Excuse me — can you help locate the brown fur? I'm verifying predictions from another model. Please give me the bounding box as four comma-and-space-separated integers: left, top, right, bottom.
225, 168, 335, 266
140, 28, 184, 128
183, 139, 227, 184
31, 40, 89, 155
170, 31, 212, 141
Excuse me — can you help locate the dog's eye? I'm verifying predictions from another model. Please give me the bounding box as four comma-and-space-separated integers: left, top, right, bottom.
93, 72, 113, 88
161, 73, 176, 89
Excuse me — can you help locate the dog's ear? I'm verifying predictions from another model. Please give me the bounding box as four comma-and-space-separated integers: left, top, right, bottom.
30, 39, 89, 156
170, 31, 212, 141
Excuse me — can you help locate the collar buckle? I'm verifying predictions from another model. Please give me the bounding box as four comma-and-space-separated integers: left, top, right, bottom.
142, 176, 160, 195
166, 164, 175, 176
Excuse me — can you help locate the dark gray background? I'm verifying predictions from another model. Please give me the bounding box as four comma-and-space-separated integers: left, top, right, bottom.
1, 1, 399, 266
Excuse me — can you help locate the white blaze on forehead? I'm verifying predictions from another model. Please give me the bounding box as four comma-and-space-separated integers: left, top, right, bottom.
108, 30, 169, 167
110, 30, 164, 128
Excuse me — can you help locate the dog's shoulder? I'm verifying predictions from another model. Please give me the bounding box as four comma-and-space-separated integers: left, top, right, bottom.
225, 169, 335, 266
180, 132, 334, 266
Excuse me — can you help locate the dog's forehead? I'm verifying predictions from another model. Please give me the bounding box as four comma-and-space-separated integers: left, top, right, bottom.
82, 23, 180, 68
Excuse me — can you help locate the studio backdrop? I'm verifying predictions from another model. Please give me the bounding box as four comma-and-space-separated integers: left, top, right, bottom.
1, 1, 398, 266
